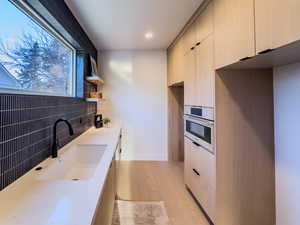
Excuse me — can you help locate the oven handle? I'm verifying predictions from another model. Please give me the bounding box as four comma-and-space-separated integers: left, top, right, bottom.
184, 115, 214, 127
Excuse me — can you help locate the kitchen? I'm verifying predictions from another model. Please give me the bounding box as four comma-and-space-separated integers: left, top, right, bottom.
0, 0, 299, 225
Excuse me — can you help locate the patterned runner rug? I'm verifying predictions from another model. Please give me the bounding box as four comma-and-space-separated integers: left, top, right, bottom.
112, 200, 171, 225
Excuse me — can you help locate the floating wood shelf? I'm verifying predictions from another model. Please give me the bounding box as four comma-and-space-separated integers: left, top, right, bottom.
85, 98, 106, 103
85, 76, 104, 85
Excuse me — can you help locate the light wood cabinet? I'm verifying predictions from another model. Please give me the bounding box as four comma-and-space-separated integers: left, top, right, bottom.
176, 36, 185, 84
214, 0, 255, 69
184, 137, 216, 223
167, 36, 185, 86
184, 21, 197, 49
272, 0, 300, 48
115, 134, 121, 194
254, 0, 272, 54
184, 3, 214, 107
184, 138, 192, 185
255, 0, 300, 54
195, 35, 214, 107
167, 46, 175, 86
184, 22, 214, 107
92, 160, 116, 225
184, 48, 196, 105
195, 3, 213, 43
184, 22, 197, 105
215, 70, 275, 225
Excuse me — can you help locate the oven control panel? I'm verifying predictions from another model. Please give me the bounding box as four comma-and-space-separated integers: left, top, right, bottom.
184, 105, 214, 121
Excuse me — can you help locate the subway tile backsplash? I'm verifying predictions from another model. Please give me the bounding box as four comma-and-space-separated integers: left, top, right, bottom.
0, 93, 96, 190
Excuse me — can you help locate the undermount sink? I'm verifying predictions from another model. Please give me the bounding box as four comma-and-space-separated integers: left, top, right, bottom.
37, 144, 106, 181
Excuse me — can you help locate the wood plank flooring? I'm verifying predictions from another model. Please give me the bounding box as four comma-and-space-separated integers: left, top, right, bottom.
117, 161, 210, 225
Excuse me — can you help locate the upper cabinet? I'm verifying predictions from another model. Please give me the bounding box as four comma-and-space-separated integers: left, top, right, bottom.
254, 0, 272, 54
183, 22, 197, 105
195, 3, 213, 44
184, 3, 214, 107
196, 35, 215, 108
185, 21, 197, 50
214, 0, 255, 69
272, 0, 300, 48
167, 36, 185, 86
177, 36, 185, 84
167, 45, 175, 86
255, 0, 300, 54
169, 0, 300, 73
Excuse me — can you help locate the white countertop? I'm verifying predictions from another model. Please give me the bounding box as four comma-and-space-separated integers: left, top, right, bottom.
0, 125, 121, 225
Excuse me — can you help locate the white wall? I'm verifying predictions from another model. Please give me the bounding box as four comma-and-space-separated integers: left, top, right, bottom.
98, 50, 168, 161
274, 63, 300, 225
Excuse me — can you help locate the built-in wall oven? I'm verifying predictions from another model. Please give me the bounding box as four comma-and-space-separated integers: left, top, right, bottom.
184, 106, 214, 154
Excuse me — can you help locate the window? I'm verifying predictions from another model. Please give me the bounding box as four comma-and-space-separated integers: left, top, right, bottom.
0, 0, 75, 97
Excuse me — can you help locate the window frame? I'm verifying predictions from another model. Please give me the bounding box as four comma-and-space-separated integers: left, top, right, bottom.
0, 0, 77, 97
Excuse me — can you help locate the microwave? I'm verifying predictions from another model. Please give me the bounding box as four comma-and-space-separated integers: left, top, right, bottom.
184, 106, 214, 154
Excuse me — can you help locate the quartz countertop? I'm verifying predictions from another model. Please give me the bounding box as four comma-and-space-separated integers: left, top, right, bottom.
0, 125, 121, 225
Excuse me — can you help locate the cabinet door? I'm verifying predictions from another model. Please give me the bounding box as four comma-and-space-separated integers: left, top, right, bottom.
196, 2, 213, 43
184, 137, 192, 185
184, 23, 197, 105
256, 0, 300, 53
172, 43, 180, 85
192, 144, 216, 223
115, 135, 121, 196
167, 37, 185, 86
196, 35, 215, 107
214, 0, 255, 69
184, 137, 216, 223
272, 0, 300, 49
167, 46, 175, 86
185, 21, 197, 49
175, 36, 185, 84
184, 47, 197, 105
92, 161, 116, 225
255, 0, 272, 54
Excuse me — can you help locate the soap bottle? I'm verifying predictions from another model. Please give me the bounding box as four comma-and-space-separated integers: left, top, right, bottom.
94, 114, 103, 128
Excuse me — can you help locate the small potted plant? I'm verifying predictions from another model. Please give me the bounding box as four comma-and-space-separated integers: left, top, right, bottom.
102, 117, 111, 128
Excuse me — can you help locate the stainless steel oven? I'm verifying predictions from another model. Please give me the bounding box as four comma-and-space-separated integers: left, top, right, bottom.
184, 106, 214, 154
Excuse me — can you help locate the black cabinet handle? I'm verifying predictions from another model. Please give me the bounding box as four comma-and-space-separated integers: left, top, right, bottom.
190, 47, 195, 51
193, 169, 200, 176
258, 48, 274, 55
196, 42, 201, 46
239, 56, 252, 61
193, 141, 201, 147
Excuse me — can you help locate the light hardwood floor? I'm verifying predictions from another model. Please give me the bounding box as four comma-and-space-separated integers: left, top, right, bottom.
117, 161, 210, 225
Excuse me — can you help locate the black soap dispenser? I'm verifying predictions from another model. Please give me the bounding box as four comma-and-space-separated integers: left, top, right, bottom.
94, 114, 103, 128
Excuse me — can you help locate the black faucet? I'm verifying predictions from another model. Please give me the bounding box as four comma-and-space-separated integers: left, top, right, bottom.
52, 118, 74, 158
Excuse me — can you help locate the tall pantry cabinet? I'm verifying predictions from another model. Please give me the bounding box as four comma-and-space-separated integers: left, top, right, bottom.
183, 3, 214, 108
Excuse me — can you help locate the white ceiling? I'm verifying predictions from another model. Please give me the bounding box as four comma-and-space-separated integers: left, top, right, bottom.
65, 0, 204, 50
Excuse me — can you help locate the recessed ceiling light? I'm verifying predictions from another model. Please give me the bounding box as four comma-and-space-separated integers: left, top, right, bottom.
145, 32, 154, 39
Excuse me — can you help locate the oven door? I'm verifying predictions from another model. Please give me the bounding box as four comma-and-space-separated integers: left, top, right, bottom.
184, 115, 214, 154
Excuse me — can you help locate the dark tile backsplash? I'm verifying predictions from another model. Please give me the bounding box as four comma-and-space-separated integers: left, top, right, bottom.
0, 93, 97, 190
